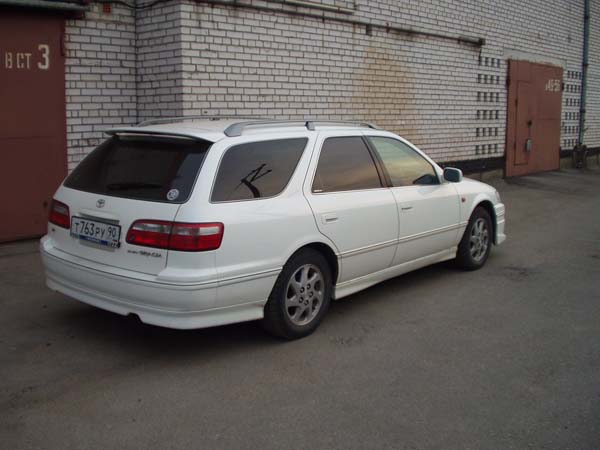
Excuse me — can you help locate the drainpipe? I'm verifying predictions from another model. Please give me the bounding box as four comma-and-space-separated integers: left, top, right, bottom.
576, 0, 590, 167
192, 0, 485, 47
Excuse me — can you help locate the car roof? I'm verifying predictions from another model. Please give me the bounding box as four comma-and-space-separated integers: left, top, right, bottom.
106, 118, 380, 143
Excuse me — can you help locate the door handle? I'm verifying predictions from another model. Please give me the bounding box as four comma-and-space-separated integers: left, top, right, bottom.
322, 213, 338, 224
401, 205, 413, 211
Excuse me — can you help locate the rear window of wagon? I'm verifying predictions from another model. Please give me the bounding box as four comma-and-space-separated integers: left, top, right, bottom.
64, 135, 212, 203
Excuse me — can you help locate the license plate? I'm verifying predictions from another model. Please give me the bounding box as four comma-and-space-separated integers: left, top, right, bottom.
70, 216, 121, 248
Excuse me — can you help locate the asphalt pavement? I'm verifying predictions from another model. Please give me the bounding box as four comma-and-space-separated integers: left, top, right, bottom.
1, 168, 599, 450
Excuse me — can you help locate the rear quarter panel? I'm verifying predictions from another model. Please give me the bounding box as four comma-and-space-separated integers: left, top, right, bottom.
174, 132, 337, 308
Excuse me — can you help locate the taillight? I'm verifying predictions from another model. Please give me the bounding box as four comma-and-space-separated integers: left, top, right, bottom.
126, 220, 224, 252
126, 220, 171, 249
48, 200, 70, 229
169, 222, 224, 251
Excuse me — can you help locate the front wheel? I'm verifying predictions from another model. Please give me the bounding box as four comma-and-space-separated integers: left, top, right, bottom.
455, 206, 493, 270
261, 248, 332, 340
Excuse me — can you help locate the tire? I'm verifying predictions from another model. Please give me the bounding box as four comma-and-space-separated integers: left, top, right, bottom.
261, 248, 332, 340
455, 206, 493, 270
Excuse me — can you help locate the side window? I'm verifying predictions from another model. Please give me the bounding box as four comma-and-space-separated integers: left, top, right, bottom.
211, 138, 307, 202
312, 136, 382, 193
368, 137, 439, 187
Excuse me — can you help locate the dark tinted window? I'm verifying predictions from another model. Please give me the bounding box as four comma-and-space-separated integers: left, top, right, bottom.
368, 137, 439, 186
211, 138, 307, 202
313, 136, 382, 192
64, 135, 211, 203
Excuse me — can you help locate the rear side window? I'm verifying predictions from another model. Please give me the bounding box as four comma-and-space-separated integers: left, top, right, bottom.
211, 138, 307, 202
368, 137, 439, 186
312, 136, 382, 193
64, 135, 211, 203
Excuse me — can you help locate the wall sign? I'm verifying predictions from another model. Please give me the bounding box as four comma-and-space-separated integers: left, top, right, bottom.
2, 44, 50, 71
545, 79, 561, 92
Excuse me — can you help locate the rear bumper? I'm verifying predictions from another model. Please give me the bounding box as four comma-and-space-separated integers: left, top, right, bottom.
40, 237, 264, 329
494, 203, 506, 245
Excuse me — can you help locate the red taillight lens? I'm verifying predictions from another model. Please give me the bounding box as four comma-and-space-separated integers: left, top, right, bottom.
126, 220, 172, 249
170, 222, 224, 251
126, 220, 224, 252
48, 200, 70, 229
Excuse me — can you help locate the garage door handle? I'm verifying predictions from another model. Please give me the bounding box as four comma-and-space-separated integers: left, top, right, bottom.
322, 213, 338, 224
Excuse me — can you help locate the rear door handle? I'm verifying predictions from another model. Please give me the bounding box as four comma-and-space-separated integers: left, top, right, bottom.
401, 205, 413, 211
322, 213, 339, 224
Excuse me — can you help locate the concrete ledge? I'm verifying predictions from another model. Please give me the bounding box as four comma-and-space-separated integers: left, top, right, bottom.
465, 168, 505, 182
0, 239, 39, 258
561, 154, 600, 169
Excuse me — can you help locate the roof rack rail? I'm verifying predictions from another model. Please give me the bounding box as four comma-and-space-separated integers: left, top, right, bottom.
135, 115, 269, 127
224, 120, 380, 137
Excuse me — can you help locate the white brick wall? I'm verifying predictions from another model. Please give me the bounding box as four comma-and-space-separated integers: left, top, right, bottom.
585, 0, 600, 148
175, 0, 593, 162
136, 2, 186, 120
64, 0, 600, 167
64, 3, 136, 170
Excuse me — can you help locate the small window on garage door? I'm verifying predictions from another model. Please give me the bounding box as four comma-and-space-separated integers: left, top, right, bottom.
312, 136, 383, 193
211, 138, 308, 202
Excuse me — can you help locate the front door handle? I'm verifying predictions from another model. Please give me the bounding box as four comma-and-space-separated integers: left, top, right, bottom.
401, 205, 413, 211
322, 213, 338, 224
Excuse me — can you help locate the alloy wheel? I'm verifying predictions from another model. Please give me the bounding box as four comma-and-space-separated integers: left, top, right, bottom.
469, 217, 489, 262
285, 264, 324, 326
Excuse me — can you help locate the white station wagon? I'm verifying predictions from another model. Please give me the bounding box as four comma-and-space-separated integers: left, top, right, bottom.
41, 118, 506, 339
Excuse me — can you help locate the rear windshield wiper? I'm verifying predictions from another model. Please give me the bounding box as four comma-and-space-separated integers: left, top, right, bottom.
106, 182, 163, 191
237, 164, 272, 198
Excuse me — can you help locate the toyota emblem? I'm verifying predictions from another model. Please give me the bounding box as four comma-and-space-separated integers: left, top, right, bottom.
96, 199, 105, 208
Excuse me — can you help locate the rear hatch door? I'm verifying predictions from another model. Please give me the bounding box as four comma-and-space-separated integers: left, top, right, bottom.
50, 133, 212, 275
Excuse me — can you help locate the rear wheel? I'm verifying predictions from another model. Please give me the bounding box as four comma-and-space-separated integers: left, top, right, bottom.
262, 248, 332, 340
455, 206, 493, 270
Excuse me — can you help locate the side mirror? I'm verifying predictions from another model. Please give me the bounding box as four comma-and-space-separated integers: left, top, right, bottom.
443, 167, 463, 183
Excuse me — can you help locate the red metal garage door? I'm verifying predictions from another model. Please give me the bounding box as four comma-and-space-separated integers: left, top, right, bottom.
0, 10, 67, 242
505, 60, 563, 177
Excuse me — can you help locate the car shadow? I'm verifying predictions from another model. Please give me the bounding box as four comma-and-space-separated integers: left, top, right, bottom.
56, 261, 457, 353
54, 304, 280, 365
326, 261, 458, 318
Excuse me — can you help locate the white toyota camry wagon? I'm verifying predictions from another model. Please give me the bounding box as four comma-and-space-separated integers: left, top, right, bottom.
41, 118, 506, 339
